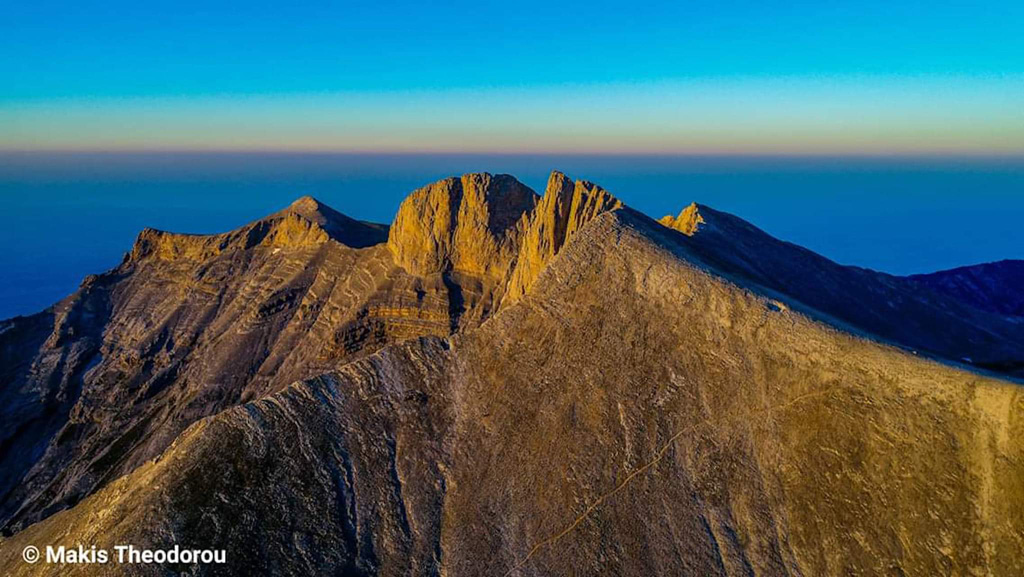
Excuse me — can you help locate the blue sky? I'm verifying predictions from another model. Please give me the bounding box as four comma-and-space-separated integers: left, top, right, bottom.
1, 1, 1023, 153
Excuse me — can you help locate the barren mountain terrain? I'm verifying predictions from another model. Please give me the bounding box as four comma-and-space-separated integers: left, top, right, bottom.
1, 171, 1022, 575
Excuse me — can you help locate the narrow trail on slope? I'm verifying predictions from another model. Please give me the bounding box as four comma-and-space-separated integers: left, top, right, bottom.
501, 387, 838, 576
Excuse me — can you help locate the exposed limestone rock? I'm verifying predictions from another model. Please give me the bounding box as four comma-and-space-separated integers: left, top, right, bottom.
658, 201, 705, 236
506, 171, 622, 301
387, 173, 537, 280
129, 195, 388, 263
3, 210, 1022, 576
279, 195, 390, 249
3, 172, 1024, 576
129, 228, 228, 262
0, 193, 460, 535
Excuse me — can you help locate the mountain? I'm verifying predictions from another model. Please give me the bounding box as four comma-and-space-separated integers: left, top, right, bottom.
506, 171, 621, 302
1, 172, 1022, 575
908, 260, 1024, 318
658, 201, 704, 235
0, 171, 618, 536
0, 179, 532, 535
663, 203, 1024, 375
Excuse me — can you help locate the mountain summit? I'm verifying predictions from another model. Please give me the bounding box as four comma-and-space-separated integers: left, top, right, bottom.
506, 171, 622, 301
1, 171, 1023, 575
280, 194, 389, 248
387, 173, 537, 280
658, 201, 705, 235
128, 194, 388, 265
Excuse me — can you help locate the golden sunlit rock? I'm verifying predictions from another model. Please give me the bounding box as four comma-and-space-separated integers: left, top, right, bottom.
387, 173, 537, 280
2, 173, 1024, 576
506, 171, 622, 302
658, 201, 706, 236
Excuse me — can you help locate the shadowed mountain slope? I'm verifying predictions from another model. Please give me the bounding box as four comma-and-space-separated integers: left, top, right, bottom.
908, 260, 1024, 318
662, 203, 1024, 376
2, 208, 1021, 576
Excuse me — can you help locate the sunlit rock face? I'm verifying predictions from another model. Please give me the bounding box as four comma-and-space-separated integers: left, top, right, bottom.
2, 171, 1024, 576
387, 172, 538, 281
506, 171, 622, 302
0, 179, 525, 535
658, 201, 705, 236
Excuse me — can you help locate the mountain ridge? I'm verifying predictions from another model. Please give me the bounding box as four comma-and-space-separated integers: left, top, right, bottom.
909, 259, 1024, 318
1, 170, 1023, 576
127, 194, 389, 265
2, 206, 1021, 575
660, 201, 1024, 375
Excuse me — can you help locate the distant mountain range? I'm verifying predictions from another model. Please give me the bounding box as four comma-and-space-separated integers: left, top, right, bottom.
1, 172, 1022, 575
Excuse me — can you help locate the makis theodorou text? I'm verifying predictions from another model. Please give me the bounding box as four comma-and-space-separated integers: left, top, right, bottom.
42, 544, 227, 565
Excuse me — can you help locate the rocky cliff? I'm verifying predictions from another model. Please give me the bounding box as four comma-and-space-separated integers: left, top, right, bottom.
1, 171, 1023, 575
658, 201, 705, 236
505, 171, 622, 302
387, 173, 537, 281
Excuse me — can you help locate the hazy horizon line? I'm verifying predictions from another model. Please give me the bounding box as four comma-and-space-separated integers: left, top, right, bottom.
4, 148, 1024, 161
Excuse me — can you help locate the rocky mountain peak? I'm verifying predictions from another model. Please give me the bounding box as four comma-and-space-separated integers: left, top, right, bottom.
505, 170, 623, 301
386, 172, 538, 279
271, 195, 388, 248
658, 202, 706, 236
286, 194, 322, 214
4, 170, 1024, 575
126, 196, 388, 265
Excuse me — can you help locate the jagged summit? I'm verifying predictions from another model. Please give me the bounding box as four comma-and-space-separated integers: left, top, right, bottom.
658, 201, 706, 236
387, 172, 538, 279
380, 168, 628, 306
505, 170, 623, 301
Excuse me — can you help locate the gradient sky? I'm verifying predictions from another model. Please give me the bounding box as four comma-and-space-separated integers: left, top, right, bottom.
2, 0, 1023, 154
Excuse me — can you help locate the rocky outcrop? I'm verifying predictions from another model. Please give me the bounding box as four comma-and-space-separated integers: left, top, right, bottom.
658, 201, 705, 236
506, 171, 622, 301
385, 170, 621, 305
387, 173, 537, 280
